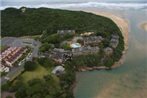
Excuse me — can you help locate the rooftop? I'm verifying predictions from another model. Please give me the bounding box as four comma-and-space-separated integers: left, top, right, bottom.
52, 66, 65, 75
70, 43, 81, 48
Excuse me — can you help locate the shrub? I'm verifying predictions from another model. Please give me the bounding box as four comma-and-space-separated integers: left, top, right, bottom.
6, 96, 13, 98
1, 82, 11, 91
24, 61, 37, 71
61, 43, 71, 50
37, 58, 55, 68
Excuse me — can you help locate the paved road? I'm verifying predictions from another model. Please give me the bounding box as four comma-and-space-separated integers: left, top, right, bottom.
1, 66, 24, 84
31, 40, 41, 57
1, 37, 41, 57
1, 37, 41, 84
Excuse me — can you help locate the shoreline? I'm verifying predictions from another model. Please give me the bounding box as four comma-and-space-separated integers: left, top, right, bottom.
87, 10, 129, 68
78, 10, 129, 70
73, 10, 129, 96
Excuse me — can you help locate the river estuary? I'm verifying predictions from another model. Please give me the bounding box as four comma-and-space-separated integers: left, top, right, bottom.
73, 7, 147, 98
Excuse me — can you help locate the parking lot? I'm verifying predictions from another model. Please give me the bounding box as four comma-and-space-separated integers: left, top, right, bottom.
1, 37, 41, 84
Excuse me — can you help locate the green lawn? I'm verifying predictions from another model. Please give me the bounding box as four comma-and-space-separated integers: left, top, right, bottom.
21, 65, 50, 83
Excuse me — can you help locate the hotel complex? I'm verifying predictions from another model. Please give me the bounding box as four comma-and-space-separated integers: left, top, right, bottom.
0, 47, 27, 72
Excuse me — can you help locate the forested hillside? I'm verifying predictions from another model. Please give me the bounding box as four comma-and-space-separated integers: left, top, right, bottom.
2, 7, 122, 37
1, 7, 125, 98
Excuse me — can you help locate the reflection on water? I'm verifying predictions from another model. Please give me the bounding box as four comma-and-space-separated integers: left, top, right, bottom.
74, 9, 147, 98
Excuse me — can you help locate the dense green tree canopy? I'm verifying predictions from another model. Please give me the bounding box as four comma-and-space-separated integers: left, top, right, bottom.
6, 96, 13, 98
1, 7, 122, 37
24, 61, 37, 71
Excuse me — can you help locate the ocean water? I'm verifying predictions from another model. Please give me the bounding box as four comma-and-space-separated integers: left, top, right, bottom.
1, 0, 147, 10
1, 0, 147, 98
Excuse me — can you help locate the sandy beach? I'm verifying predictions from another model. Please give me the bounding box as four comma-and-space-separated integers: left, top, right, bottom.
141, 22, 147, 32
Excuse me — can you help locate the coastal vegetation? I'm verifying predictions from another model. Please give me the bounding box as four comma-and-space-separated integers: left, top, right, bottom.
24, 61, 37, 71
2, 7, 122, 37
1, 7, 124, 98
2, 58, 75, 98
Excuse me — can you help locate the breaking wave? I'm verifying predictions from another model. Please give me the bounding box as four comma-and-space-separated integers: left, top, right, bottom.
1, 2, 147, 10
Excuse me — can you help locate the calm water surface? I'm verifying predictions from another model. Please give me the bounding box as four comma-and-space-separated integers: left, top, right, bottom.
74, 8, 147, 98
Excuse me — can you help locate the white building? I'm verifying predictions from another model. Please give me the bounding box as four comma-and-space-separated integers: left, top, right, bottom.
52, 66, 65, 75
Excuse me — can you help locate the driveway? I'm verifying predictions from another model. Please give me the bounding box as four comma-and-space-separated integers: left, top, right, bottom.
1, 37, 41, 84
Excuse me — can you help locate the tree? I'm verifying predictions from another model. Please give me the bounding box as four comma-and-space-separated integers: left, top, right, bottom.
15, 86, 27, 98
61, 43, 71, 50
37, 58, 55, 68
39, 43, 53, 52
45, 95, 52, 98
1, 82, 11, 91
10, 79, 24, 92
24, 61, 37, 71
2, 7, 122, 40
104, 57, 114, 68
45, 34, 61, 44
6, 96, 13, 98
